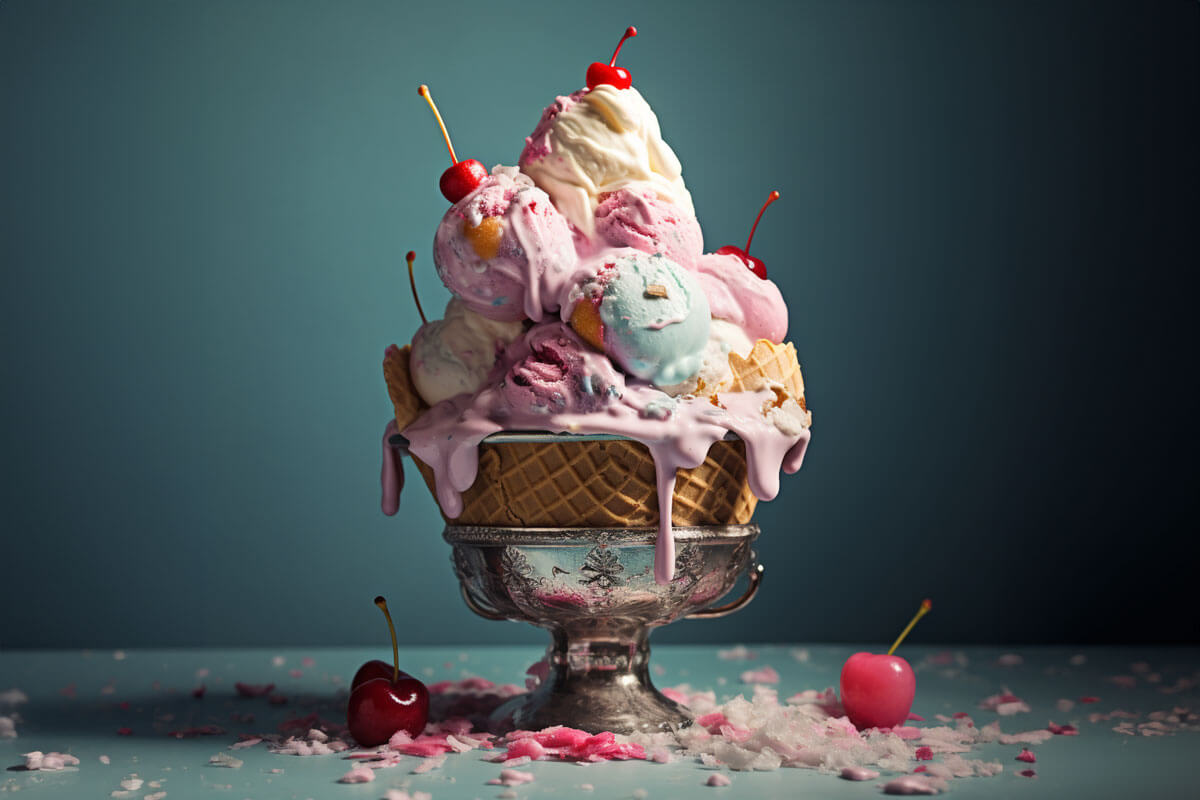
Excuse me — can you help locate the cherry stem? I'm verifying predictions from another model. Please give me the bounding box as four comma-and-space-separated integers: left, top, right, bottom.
887, 598, 932, 656
374, 595, 400, 683
608, 26, 638, 67
745, 190, 781, 255
406, 251, 427, 325
417, 85, 458, 166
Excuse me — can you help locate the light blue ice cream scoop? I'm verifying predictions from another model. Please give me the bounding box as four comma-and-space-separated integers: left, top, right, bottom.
583, 249, 711, 387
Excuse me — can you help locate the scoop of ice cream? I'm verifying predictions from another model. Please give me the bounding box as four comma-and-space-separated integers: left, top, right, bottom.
434, 165, 578, 322
498, 322, 622, 415
519, 86, 693, 237
566, 249, 710, 387
594, 184, 703, 270
694, 252, 788, 343
410, 298, 525, 406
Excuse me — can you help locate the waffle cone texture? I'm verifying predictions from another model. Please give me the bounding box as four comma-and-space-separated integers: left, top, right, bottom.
381, 340, 813, 527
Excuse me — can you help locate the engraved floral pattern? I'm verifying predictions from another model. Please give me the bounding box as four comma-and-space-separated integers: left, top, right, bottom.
579, 546, 625, 589
499, 546, 540, 597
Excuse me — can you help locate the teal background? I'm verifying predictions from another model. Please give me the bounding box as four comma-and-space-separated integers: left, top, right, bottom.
2, 0, 1197, 648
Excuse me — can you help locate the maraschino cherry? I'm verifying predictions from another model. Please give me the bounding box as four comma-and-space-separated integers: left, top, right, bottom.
418, 85, 488, 204
840, 599, 932, 731
717, 190, 780, 280
586, 26, 638, 90
347, 596, 430, 746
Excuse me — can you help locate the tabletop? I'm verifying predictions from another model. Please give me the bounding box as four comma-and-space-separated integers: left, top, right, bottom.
2, 644, 1197, 799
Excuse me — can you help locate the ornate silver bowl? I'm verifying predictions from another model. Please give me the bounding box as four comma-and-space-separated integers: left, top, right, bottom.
445, 522, 762, 734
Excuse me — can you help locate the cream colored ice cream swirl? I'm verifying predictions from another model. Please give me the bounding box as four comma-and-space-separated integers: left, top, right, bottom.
519, 86, 693, 237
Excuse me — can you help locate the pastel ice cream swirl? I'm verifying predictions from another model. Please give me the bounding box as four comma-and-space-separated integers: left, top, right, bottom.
519, 86, 693, 237
434, 166, 578, 322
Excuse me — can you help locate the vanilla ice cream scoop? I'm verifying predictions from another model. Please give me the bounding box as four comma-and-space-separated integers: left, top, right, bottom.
410, 298, 524, 406
519, 86, 693, 237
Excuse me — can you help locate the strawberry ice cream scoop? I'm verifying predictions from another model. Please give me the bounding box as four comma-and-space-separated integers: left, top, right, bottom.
694, 252, 788, 343
499, 323, 622, 415
594, 185, 703, 270
434, 166, 578, 322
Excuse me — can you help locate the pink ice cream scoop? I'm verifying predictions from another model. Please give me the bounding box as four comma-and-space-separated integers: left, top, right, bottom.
434, 166, 579, 322
499, 322, 622, 415
693, 252, 788, 343
594, 185, 703, 270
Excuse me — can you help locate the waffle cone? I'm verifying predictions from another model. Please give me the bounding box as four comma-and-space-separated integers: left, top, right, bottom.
412, 438, 757, 528
727, 340, 807, 408
383, 344, 426, 431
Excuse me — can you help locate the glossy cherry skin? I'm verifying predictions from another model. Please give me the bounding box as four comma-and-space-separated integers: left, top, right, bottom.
716, 244, 768, 280
586, 63, 632, 90
840, 652, 916, 730
439, 158, 488, 204
351, 659, 418, 691
346, 675, 429, 746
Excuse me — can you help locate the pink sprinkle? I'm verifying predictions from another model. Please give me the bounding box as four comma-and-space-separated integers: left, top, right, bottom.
914, 766, 928, 773
907, 713, 925, 722
339, 765, 375, 783
1019, 769, 1037, 778
705, 774, 732, 786
952, 711, 970, 719
840, 766, 879, 781
487, 768, 535, 786
661, 687, 689, 704
1047, 721, 1079, 736
738, 666, 780, 685
882, 775, 942, 794
505, 738, 547, 761
1079, 696, 1100, 704
191, 684, 206, 699
1017, 748, 1036, 763
117, 727, 133, 736
235, 682, 275, 698
914, 746, 934, 761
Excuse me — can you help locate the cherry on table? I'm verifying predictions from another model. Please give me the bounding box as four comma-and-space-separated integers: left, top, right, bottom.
586, 26, 638, 90
418, 85, 488, 204
839, 599, 932, 731
346, 596, 430, 746
716, 190, 780, 280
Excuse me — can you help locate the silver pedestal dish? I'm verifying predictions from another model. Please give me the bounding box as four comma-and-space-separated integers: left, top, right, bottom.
444, 523, 762, 735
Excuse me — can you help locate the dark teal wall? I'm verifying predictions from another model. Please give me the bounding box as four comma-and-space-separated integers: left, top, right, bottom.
3, 0, 1197, 648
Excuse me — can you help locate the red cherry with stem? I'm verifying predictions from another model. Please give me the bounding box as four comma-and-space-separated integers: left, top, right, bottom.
418, 85, 488, 204
347, 596, 429, 746
586, 26, 638, 90
840, 599, 932, 731
716, 190, 781, 280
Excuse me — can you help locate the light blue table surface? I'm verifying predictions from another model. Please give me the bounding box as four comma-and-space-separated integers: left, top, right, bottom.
2, 645, 1197, 799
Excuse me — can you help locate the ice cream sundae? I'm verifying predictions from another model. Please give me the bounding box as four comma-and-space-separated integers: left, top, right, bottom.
382, 29, 812, 585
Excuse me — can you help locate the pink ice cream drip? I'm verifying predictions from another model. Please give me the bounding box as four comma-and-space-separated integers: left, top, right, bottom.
400, 321, 811, 584
433, 167, 578, 322
694, 252, 789, 343
594, 185, 703, 270
499, 323, 621, 415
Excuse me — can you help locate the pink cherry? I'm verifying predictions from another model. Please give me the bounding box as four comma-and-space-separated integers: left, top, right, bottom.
840, 652, 916, 730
